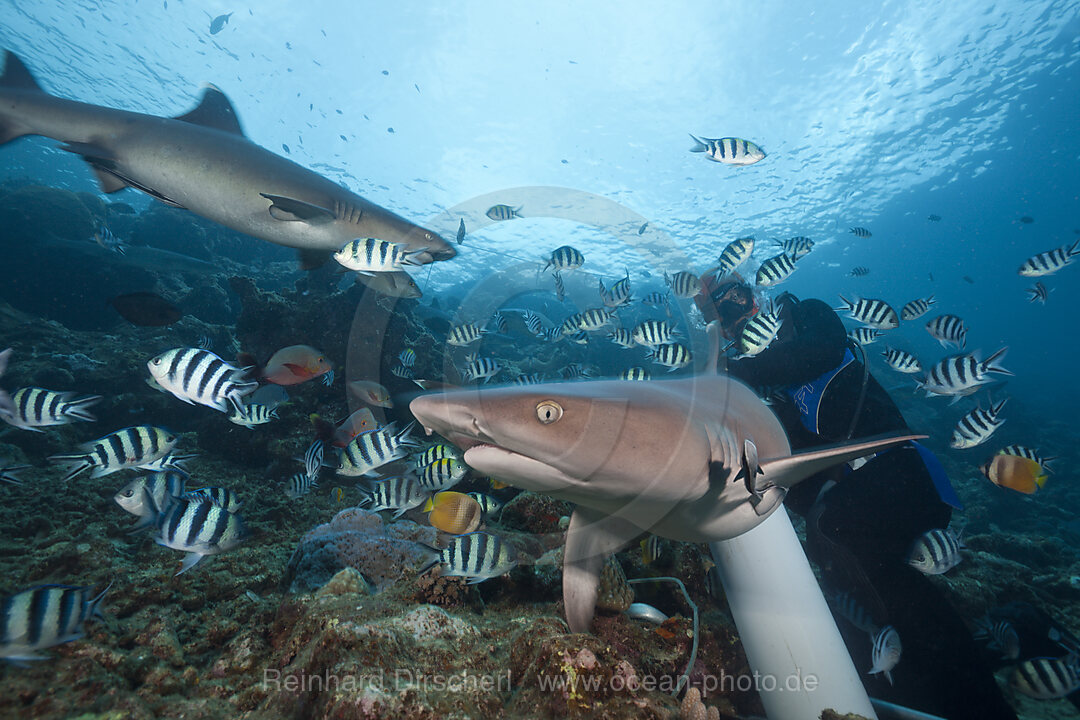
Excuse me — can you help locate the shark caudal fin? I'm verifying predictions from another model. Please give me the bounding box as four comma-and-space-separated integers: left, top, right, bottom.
0, 51, 46, 145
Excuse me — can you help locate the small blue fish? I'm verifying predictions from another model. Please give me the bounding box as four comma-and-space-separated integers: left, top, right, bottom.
321, 369, 335, 387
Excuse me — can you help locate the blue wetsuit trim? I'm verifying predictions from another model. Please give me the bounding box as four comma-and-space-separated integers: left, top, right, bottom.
785, 348, 855, 434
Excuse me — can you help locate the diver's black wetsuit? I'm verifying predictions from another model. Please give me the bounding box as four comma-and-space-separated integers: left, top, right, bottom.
727, 293, 1018, 720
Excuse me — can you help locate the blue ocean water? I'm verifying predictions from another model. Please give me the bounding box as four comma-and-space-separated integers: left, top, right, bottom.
0, 1, 1079, 718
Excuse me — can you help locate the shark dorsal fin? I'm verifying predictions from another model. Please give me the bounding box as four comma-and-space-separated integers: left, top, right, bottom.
0, 52, 43, 92
174, 84, 246, 136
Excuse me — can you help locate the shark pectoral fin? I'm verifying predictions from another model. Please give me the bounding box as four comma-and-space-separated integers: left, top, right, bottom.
91, 167, 129, 193
563, 507, 642, 634
260, 193, 336, 224
174, 84, 246, 136
761, 433, 925, 489
296, 249, 333, 270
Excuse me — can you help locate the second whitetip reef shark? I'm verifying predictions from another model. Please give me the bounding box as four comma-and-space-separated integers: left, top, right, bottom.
0, 51, 455, 266
410, 324, 920, 633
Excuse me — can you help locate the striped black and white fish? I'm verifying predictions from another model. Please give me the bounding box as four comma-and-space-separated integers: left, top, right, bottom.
906, 527, 963, 575
1011, 655, 1080, 699
415, 444, 461, 469
848, 328, 881, 346
486, 204, 521, 221
333, 237, 419, 273
1017, 240, 1080, 277
973, 616, 1020, 660
456, 218, 466, 244
0, 583, 110, 663
3, 388, 101, 432
284, 472, 317, 500
849, 227, 873, 238
183, 486, 242, 513
462, 357, 502, 383
153, 496, 249, 575
847, 266, 870, 278
522, 310, 544, 336
998, 445, 1056, 474
836, 296, 899, 329
196, 334, 213, 350
227, 402, 277, 429
543, 245, 585, 273
553, 271, 566, 301
925, 314, 967, 350
446, 323, 485, 347
607, 329, 636, 348
541, 327, 563, 343
565, 331, 588, 345
900, 295, 935, 320
1027, 281, 1049, 304
734, 307, 783, 358
880, 347, 922, 374
489, 311, 509, 334
360, 475, 428, 518
829, 591, 879, 634
665, 270, 701, 298
562, 363, 594, 379
632, 320, 678, 347
468, 492, 503, 516
641, 291, 670, 308
716, 237, 755, 277
950, 398, 1007, 449
619, 367, 651, 381
599, 273, 632, 307
756, 253, 797, 287
776, 236, 814, 260
390, 364, 415, 380
303, 439, 325, 481
869, 625, 901, 685
417, 531, 519, 584
114, 469, 188, 531
398, 349, 417, 367
50, 425, 178, 482
688, 135, 766, 166
147, 348, 256, 414
514, 372, 545, 385
337, 422, 419, 477
647, 343, 692, 371
917, 348, 1012, 401
417, 457, 469, 492
561, 308, 614, 334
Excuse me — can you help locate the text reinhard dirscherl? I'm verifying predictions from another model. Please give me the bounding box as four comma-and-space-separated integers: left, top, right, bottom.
262, 668, 818, 696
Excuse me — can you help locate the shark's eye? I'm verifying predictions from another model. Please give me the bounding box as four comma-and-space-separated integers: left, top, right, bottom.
536, 400, 563, 424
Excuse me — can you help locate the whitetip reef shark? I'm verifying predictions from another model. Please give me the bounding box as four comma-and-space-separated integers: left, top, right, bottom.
0, 51, 455, 266
410, 325, 920, 633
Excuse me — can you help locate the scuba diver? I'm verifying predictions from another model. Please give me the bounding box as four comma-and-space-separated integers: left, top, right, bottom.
695, 271, 1019, 720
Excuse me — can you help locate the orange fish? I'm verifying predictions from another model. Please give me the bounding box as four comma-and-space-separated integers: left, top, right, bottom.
489, 477, 509, 491
423, 491, 482, 535
333, 408, 377, 447
981, 454, 1048, 495
262, 345, 332, 385
349, 380, 393, 408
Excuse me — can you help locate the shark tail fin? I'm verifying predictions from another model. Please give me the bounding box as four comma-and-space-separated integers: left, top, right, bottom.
0, 52, 46, 145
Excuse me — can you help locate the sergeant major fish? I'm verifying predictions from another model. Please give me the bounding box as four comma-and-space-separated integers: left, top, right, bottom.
836, 296, 899, 329
900, 295, 935, 320
907, 527, 963, 575
869, 625, 901, 685
716, 237, 754, 277
0, 583, 110, 664
917, 348, 1012, 402
147, 348, 256, 414
337, 423, 419, 477
880, 347, 922, 374
333, 237, 420, 274
665, 270, 701, 298
688, 135, 766, 166
417, 531, 519, 584
153, 496, 249, 575
50, 425, 178, 482
925, 314, 967, 350
3, 387, 101, 431
756, 253, 797, 287
646, 343, 692, 371
543, 245, 585, 273
1017, 240, 1080, 277
114, 470, 188, 531
950, 398, 1007, 449
183, 486, 242, 512
360, 475, 428, 518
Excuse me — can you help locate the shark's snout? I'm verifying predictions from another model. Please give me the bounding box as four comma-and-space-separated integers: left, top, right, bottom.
410, 394, 492, 451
